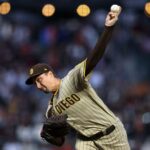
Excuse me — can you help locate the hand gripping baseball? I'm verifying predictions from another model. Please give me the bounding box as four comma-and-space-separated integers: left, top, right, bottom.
105, 5, 122, 27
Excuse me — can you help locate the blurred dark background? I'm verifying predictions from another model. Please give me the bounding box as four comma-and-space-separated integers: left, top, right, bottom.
0, 0, 150, 150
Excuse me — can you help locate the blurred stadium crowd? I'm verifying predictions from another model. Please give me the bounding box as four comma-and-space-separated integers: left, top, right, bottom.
0, 1, 150, 150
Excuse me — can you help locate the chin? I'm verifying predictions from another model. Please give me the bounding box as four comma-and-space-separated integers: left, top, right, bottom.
42, 88, 50, 94
43, 90, 50, 94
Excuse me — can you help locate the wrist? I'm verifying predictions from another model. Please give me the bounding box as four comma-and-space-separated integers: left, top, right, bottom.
104, 25, 115, 30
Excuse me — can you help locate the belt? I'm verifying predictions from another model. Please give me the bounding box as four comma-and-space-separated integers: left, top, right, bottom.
77, 125, 115, 141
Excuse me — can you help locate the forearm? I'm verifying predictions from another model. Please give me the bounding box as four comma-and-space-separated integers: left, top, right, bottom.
85, 25, 114, 76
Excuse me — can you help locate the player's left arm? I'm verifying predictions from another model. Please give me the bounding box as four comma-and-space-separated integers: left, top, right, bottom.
85, 6, 121, 77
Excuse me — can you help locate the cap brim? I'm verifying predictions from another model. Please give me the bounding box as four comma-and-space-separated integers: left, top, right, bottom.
25, 73, 42, 85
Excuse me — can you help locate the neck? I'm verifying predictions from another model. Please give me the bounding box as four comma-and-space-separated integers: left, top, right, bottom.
52, 78, 61, 95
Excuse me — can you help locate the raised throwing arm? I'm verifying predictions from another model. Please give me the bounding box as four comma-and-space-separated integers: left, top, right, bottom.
85, 6, 122, 76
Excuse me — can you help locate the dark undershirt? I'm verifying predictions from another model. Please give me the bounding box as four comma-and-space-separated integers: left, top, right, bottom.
85, 26, 115, 76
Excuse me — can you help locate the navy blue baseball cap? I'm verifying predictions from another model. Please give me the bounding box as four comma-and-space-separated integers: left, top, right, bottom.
25, 63, 53, 85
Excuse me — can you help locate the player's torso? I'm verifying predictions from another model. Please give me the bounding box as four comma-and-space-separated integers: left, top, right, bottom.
51, 76, 118, 137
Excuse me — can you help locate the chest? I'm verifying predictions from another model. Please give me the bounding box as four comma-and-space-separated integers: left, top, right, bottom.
51, 78, 88, 115
52, 92, 81, 115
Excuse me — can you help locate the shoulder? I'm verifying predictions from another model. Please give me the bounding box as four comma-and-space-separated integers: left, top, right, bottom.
67, 59, 87, 76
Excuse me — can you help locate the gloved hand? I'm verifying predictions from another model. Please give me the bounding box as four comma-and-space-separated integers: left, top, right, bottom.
42, 114, 69, 137
40, 114, 69, 146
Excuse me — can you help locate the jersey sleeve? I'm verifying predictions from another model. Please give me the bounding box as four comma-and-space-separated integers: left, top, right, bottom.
67, 59, 92, 89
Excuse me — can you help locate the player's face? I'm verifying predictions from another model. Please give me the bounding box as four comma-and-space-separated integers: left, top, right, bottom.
35, 71, 56, 93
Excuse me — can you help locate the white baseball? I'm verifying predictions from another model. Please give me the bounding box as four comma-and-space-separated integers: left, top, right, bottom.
111, 4, 121, 13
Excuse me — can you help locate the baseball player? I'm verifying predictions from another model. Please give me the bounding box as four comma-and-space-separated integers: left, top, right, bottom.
25, 5, 130, 150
